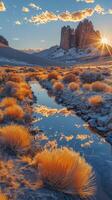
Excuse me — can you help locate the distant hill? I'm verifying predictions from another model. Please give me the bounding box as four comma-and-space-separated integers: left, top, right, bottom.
22, 48, 42, 54
0, 35, 9, 47
0, 47, 61, 66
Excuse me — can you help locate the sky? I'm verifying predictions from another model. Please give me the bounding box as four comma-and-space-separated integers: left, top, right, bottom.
0, 0, 112, 49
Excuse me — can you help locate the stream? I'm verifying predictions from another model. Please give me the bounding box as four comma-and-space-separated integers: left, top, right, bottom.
31, 81, 112, 200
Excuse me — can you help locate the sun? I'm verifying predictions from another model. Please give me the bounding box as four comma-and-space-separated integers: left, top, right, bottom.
101, 37, 109, 45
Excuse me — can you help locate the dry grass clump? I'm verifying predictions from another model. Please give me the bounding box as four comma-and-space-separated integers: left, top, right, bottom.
91, 81, 112, 93
0, 193, 8, 200
53, 82, 64, 91
4, 81, 32, 100
14, 82, 32, 100
48, 71, 58, 80
15, 87, 32, 100
83, 83, 92, 91
88, 95, 103, 106
68, 82, 80, 91
0, 125, 31, 153
7, 74, 23, 82
51, 79, 57, 85
0, 110, 4, 122
80, 71, 104, 83
33, 148, 95, 198
63, 73, 77, 83
0, 97, 17, 108
4, 105, 24, 120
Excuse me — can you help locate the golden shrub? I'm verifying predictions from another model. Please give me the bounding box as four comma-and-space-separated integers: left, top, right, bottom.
33, 148, 96, 198
88, 95, 103, 106
48, 71, 58, 80
7, 74, 23, 82
68, 82, 80, 91
83, 83, 92, 90
63, 73, 77, 83
0, 125, 31, 153
0, 193, 8, 200
0, 110, 4, 122
4, 105, 24, 120
91, 81, 109, 92
53, 82, 64, 91
0, 97, 17, 108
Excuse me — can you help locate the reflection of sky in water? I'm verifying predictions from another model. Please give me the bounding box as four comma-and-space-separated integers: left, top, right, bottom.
31, 82, 112, 200
31, 82, 112, 158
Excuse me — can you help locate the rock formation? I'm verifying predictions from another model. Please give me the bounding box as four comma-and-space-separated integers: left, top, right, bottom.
60, 19, 101, 50
0, 35, 9, 47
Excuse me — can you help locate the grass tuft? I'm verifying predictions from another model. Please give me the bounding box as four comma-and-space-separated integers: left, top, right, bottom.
33, 148, 96, 198
88, 95, 103, 106
4, 105, 24, 120
0, 124, 31, 153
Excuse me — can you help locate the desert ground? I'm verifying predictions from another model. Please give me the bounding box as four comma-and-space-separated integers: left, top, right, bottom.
0, 61, 112, 200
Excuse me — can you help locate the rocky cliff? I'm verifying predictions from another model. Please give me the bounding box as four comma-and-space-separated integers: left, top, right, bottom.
60, 19, 101, 50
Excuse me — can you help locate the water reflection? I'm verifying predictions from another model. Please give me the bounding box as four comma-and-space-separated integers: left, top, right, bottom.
31, 81, 112, 200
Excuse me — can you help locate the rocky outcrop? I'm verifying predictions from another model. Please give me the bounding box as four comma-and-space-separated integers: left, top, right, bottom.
0, 35, 9, 47
60, 19, 101, 50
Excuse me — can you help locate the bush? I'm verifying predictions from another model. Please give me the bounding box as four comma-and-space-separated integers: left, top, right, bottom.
63, 73, 77, 83
4, 105, 24, 120
53, 82, 64, 91
0, 125, 31, 153
0, 193, 8, 200
33, 148, 95, 198
4, 81, 32, 100
80, 72, 104, 83
88, 95, 103, 106
91, 81, 112, 93
83, 83, 92, 90
68, 82, 80, 91
0, 97, 17, 108
48, 71, 58, 80
7, 74, 23, 82
0, 110, 4, 122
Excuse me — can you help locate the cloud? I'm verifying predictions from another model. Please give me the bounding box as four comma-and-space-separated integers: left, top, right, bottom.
29, 3, 42, 10
15, 21, 21, 25
29, 11, 57, 24
76, 0, 95, 3
29, 8, 94, 24
59, 8, 94, 22
108, 9, 112, 14
22, 7, 29, 13
13, 38, 20, 41
0, 1, 6, 12
85, 0, 94, 3
95, 4, 104, 14
41, 39, 45, 43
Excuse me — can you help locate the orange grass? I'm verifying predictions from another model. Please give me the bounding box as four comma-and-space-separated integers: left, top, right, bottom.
48, 71, 58, 80
83, 83, 92, 90
0, 193, 8, 200
4, 105, 24, 120
68, 82, 80, 91
33, 148, 96, 198
0, 125, 31, 153
91, 81, 110, 92
0, 97, 17, 108
53, 82, 64, 91
0, 110, 4, 122
63, 73, 77, 83
88, 95, 103, 106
